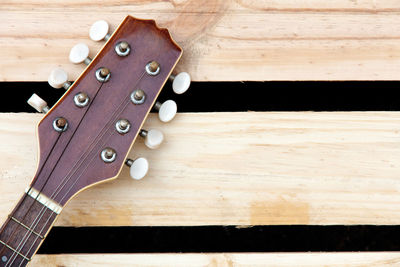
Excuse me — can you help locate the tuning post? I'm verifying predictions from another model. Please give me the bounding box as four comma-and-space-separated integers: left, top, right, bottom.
90, 20, 111, 42
48, 68, 71, 90
145, 61, 160, 76
27, 94, 50, 113
125, 157, 149, 180
69, 43, 92, 65
130, 89, 146, 104
53, 117, 68, 132
115, 41, 131, 57
140, 129, 164, 149
101, 147, 117, 163
153, 100, 177, 122
169, 72, 191, 94
74, 92, 90, 108
95, 67, 111, 82
115, 119, 131, 134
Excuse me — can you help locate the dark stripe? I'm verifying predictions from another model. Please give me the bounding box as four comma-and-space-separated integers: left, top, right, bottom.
38, 226, 400, 253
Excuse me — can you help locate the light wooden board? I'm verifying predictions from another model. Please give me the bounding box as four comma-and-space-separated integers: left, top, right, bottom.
1, 0, 400, 81
0, 112, 400, 226
30, 253, 400, 266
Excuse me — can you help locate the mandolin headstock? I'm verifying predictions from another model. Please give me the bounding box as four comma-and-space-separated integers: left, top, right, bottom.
26, 16, 190, 206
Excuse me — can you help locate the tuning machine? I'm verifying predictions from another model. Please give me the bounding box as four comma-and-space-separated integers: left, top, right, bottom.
69, 43, 91, 65
27, 94, 49, 113
125, 158, 149, 180
90, 20, 111, 42
153, 100, 177, 123
140, 129, 164, 149
169, 72, 191, 94
48, 68, 71, 90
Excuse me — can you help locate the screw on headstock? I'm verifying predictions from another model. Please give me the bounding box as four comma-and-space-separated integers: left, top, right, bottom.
95, 67, 111, 82
115, 41, 131, 57
130, 89, 146, 104
53, 117, 68, 132
145, 61, 160, 76
74, 92, 90, 108
101, 147, 116, 163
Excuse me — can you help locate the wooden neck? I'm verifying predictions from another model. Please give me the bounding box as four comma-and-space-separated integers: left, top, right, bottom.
0, 191, 59, 266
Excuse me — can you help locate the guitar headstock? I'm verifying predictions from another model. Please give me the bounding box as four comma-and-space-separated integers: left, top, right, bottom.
26, 16, 191, 206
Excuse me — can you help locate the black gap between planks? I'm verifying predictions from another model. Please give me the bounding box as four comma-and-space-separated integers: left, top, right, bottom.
2, 81, 400, 253
38, 226, 400, 253
0, 81, 399, 112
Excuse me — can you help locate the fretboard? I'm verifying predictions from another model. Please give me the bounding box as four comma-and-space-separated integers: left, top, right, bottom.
0, 190, 60, 266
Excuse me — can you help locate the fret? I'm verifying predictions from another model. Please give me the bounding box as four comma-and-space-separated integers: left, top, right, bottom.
0, 192, 59, 266
0, 241, 29, 267
0, 239, 30, 262
8, 216, 44, 240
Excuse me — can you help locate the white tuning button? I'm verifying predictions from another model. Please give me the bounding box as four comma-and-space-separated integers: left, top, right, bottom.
125, 158, 149, 180
90, 20, 111, 42
140, 129, 164, 149
27, 94, 49, 113
69, 43, 91, 65
48, 68, 71, 89
169, 72, 191, 94
153, 100, 177, 122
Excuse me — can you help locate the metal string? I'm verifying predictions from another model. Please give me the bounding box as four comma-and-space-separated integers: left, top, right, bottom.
0, 132, 63, 263
18, 92, 137, 267
4, 80, 106, 266
7, 70, 148, 266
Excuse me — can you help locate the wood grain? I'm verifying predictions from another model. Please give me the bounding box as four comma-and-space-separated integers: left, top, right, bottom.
0, 112, 400, 226
1, 0, 400, 81
31, 253, 400, 266
32, 15, 182, 205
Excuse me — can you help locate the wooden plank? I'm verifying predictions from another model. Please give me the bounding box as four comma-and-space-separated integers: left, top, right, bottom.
31, 253, 400, 266
0, 112, 400, 226
1, 1, 400, 81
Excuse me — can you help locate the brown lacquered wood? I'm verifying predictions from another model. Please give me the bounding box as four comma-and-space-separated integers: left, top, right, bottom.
0, 194, 57, 266
31, 15, 182, 205
0, 15, 181, 266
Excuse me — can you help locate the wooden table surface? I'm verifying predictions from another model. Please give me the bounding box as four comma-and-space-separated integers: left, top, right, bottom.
1, 0, 399, 266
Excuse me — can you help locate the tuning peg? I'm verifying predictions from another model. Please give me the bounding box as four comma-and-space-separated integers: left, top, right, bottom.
69, 43, 91, 65
48, 68, 71, 89
27, 94, 49, 113
90, 20, 111, 42
153, 100, 177, 122
125, 158, 149, 180
169, 72, 191, 94
140, 129, 164, 149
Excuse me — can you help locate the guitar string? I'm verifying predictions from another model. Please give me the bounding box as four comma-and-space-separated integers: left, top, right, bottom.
19, 87, 139, 267
7, 69, 148, 266
0, 131, 63, 260
12, 76, 142, 267
8, 43, 165, 264
4, 79, 107, 266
